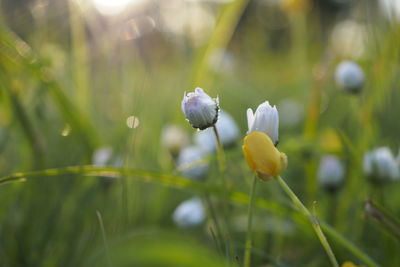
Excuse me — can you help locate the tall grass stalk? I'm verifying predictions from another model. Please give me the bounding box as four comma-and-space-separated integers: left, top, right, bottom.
191, 0, 250, 88
275, 176, 339, 267
0, 166, 381, 266
96, 211, 112, 267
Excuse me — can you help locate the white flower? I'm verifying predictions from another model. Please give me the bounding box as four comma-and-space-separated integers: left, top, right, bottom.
247, 101, 279, 145
317, 155, 345, 191
92, 147, 123, 167
181, 87, 219, 130
208, 48, 236, 75
172, 197, 205, 228
363, 147, 400, 182
278, 99, 304, 128
176, 146, 209, 180
335, 61, 365, 93
397, 149, 400, 167
330, 20, 366, 59
160, 124, 189, 155
194, 109, 239, 153
92, 147, 113, 166
379, 0, 400, 22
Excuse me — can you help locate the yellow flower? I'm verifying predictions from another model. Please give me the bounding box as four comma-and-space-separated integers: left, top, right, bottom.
242, 131, 287, 181
341, 261, 362, 267
281, 0, 311, 14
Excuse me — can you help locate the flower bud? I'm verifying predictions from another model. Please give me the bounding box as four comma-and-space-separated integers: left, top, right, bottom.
247, 101, 279, 145
317, 155, 345, 192
176, 146, 209, 180
335, 61, 365, 93
172, 197, 205, 228
242, 131, 287, 181
363, 147, 400, 182
160, 124, 189, 157
278, 99, 304, 128
92, 147, 123, 169
194, 109, 239, 153
92, 147, 113, 166
181, 87, 219, 130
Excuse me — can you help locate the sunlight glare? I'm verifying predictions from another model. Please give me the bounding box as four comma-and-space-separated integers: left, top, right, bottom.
92, 0, 144, 16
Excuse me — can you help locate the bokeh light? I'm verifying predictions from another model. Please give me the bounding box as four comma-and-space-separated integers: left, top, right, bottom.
91, 0, 145, 15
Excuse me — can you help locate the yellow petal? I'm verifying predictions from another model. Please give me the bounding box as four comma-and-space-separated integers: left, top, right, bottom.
242, 132, 287, 180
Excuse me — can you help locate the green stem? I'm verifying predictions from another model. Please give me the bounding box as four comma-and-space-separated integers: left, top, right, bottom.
320, 222, 380, 267
212, 125, 226, 173
212, 124, 233, 263
244, 175, 257, 267
276, 176, 339, 267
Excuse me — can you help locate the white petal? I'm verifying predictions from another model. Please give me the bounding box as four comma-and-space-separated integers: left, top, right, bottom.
246, 108, 254, 132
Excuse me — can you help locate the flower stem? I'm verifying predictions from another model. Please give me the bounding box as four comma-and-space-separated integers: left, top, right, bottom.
211, 124, 233, 262
244, 175, 257, 267
276, 175, 339, 267
212, 125, 226, 173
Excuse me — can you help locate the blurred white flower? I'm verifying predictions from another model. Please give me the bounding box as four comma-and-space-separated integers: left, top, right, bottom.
92, 147, 123, 167
92, 147, 113, 166
247, 101, 279, 145
317, 155, 345, 191
208, 49, 236, 75
380, 0, 400, 22
160, 124, 189, 156
182, 88, 219, 130
278, 99, 304, 128
177, 146, 209, 180
330, 20, 367, 59
172, 197, 205, 228
363, 147, 400, 182
397, 149, 400, 166
194, 109, 239, 153
335, 61, 365, 93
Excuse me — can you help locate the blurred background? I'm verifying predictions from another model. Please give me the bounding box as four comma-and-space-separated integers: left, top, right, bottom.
0, 0, 400, 266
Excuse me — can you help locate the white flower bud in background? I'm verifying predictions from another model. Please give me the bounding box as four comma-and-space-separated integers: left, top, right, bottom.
176, 146, 209, 180
379, 0, 400, 22
397, 149, 400, 167
278, 99, 304, 128
160, 124, 189, 156
317, 155, 345, 192
92, 147, 124, 168
181, 88, 219, 130
208, 48, 236, 75
194, 109, 239, 153
172, 197, 205, 228
335, 61, 365, 93
92, 147, 113, 166
330, 20, 366, 59
247, 101, 279, 145
363, 147, 400, 182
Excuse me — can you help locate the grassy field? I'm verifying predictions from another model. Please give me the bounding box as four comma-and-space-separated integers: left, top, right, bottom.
0, 0, 400, 266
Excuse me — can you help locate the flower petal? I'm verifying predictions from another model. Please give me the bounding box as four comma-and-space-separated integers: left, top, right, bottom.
243, 131, 286, 179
